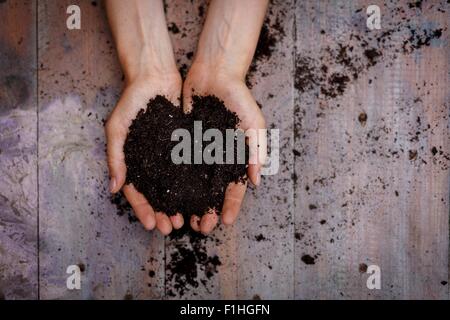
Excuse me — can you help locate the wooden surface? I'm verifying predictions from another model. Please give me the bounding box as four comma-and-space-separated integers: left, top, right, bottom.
0, 0, 449, 300
294, 0, 449, 299
0, 0, 38, 299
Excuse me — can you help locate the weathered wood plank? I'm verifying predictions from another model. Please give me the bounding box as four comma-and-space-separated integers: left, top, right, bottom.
0, 0, 38, 300
234, 0, 295, 299
294, 0, 449, 299
163, 0, 227, 300
162, 0, 295, 300
37, 0, 164, 299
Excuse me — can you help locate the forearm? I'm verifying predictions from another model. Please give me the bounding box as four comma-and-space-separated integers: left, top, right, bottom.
193, 0, 269, 79
105, 0, 178, 82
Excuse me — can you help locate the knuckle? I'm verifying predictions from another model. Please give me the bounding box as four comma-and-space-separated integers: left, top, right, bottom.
225, 196, 243, 205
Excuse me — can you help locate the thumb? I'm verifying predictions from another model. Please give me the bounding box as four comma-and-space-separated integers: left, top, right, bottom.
105, 116, 127, 193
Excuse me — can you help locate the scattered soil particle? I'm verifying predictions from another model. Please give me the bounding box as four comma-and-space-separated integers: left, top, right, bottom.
295, 232, 303, 240
148, 270, 155, 278
168, 22, 180, 34
166, 226, 222, 297
358, 112, 368, 126
408, 1, 423, 9
246, 7, 286, 87
77, 263, 85, 272
409, 149, 418, 160
255, 234, 267, 241
364, 48, 382, 66
308, 204, 317, 210
124, 95, 248, 219
111, 192, 137, 223
186, 51, 194, 60
254, 24, 277, 62
179, 63, 188, 79
402, 28, 443, 54
431, 146, 438, 156
294, 6, 444, 99
301, 254, 316, 265
321, 73, 351, 98
359, 263, 368, 273
198, 4, 205, 18
294, 56, 317, 93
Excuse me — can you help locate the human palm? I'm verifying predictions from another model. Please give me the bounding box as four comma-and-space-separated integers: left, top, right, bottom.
105, 74, 184, 235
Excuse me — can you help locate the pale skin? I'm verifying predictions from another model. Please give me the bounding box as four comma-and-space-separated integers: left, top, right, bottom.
105, 0, 268, 235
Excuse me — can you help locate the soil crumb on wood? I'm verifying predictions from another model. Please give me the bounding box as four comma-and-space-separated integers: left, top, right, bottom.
166, 226, 222, 297
359, 263, 368, 273
301, 254, 316, 265
111, 192, 137, 223
246, 5, 287, 87
294, 3, 445, 99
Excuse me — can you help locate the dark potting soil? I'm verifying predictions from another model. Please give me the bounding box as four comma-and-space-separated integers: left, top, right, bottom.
124, 95, 248, 218
136, 223, 224, 298
166, 226, 222, 297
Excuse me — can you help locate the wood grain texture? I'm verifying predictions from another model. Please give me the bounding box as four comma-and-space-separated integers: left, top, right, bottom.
0, 0, 448, 300
37, 0, 164, 299
0, 0, 38, 300
234, 0, 295, 299
294, 0, 449, 299
163, 0, 295, 300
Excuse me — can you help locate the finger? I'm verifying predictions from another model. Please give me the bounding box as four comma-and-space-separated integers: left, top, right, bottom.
222, 182, 247, 225
247, 124, 267, 186
182, 83, 194, 113
168, 77, 182, 108
170, 213, 184, 230
190, 214, 201, 232
200, 210, 219, 235
168, 91, 182, 108
248, 163, 261, 186
155, 212, 173, 236
123, 184, 156, 231
105, 116, 128, 193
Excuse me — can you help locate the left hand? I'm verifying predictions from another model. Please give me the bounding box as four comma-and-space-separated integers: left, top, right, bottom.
183, 63, 267, 234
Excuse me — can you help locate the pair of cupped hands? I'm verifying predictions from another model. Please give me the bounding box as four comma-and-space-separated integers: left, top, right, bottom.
105, 63, 266, 236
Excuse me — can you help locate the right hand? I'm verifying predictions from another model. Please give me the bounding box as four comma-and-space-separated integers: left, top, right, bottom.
105, 73, 184, 235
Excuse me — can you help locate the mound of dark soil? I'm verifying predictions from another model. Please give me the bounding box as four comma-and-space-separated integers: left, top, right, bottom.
124, 95, 248, 219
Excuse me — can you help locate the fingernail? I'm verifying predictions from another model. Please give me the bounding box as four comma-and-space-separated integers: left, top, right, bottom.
109, 177, 117, 193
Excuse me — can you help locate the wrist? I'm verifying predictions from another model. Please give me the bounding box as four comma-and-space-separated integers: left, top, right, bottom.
119, 44, 179, 84
191, 56, 248, 81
